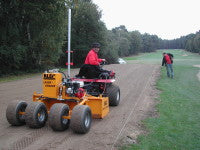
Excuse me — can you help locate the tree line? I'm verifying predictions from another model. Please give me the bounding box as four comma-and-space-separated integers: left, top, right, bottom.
161, 31, 200, 53
0, 0, 199, 76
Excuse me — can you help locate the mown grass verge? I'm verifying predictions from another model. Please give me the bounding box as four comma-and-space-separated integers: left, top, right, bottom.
0, 68, 68, 83
0, 73, 41, 83
123, 49, 200, 150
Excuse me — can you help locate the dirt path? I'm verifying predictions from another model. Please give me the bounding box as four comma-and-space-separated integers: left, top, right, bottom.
0, 63, 160, 150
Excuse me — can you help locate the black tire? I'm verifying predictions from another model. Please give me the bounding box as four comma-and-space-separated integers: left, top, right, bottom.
6, 100, 27, 126
70, 105, 92, 134
106, 84, 120, 106
49, 103, 70, 131
25, 102, 48, 128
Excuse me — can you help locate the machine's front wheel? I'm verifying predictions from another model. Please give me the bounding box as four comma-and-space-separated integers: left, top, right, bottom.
6, 100, 27, 126
25, 102, 48, 128
107, 84, 120, 106
70, 105, 92, 134
49, 103, 70, 131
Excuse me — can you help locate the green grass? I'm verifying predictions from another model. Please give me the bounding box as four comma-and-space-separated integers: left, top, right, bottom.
124, 49, 200, 65
0, 68, 68, 83
124, 49, 200, 150
124, 57, 138, 61
0, 73, 41, 83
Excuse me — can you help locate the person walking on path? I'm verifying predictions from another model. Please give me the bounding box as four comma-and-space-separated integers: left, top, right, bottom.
162, 52, 174, 78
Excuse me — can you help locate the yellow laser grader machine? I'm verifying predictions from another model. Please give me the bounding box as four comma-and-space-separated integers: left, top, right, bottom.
6, 9, 120, 134
6, 68, 120, 134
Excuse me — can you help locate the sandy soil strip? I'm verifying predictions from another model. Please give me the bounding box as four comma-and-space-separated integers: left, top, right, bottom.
0, 64, 160, 150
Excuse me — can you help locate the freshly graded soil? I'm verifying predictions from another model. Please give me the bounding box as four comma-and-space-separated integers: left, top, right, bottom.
0, 63, 160, 150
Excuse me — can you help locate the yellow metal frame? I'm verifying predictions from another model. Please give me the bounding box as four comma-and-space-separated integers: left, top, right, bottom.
31, 72, 109, 119
33, 92, 109, 119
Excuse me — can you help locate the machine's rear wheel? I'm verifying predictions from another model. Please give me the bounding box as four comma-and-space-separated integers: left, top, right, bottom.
25, 102, 48, 128
49, 103, 70, 131
70, 105, 92, 134
106, 84, 120, 106
6, 100, 27, 126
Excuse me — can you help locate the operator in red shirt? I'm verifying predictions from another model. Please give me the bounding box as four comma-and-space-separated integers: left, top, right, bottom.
162, 52, 174, 78
84, 43, 105, 65
76, 43, 109, 79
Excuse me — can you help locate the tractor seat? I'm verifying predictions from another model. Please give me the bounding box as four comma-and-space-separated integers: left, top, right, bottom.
76, 64, 101, 79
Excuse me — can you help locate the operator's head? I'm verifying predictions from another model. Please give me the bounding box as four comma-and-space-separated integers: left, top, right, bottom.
163, 52, 166, 56
92, 42, 101, 53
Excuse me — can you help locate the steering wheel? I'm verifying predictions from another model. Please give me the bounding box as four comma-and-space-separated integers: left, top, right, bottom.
99, 61, 106, 69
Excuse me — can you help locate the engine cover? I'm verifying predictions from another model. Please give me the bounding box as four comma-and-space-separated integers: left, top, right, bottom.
42, 73, 62, 98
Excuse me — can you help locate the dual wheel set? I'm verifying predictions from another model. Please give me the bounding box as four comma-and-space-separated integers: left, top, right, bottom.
6, 84, 120, 134
6, 101, 92, 134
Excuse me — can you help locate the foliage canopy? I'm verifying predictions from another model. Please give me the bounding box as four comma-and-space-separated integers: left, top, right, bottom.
0, 0, 199, 76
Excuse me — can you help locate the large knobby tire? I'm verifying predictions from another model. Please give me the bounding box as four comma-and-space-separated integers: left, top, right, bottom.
25, 102, 48, 128
70, 105, 92, 134
49, 103, 70, 131
107, 84, 120, 106
6, 100, 27, 126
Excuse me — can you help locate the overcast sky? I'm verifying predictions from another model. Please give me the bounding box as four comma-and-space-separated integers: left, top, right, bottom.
93, 0, 200, 40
